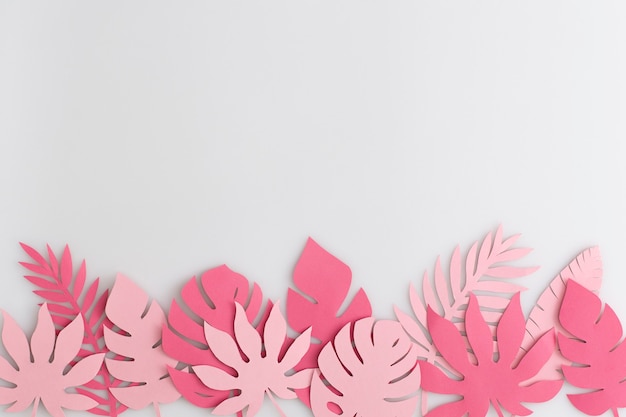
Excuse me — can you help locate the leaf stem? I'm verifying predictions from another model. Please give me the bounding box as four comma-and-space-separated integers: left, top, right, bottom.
492, 400, 504, 417
267, 390, 287, 417
32, 397, 39, 417
612, 407, 619, 417
154, 402, 161, 417
421, 391, 428, 415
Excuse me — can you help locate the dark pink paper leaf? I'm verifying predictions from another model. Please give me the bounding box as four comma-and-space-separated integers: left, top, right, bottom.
520, 247, 603, 383
310, 318, 420, 417
286, 238, 372, 405
19, 243, 126, 416
0, 304, 105, 417
105, 274, 180, 416
420, 293, 563, 417
558, 280, 626, 417
162, 265, 271, 412
394, 227, 537, 377
193, 302, 313, 417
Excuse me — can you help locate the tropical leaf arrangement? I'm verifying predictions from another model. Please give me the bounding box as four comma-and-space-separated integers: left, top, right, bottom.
0, 225, 623, 417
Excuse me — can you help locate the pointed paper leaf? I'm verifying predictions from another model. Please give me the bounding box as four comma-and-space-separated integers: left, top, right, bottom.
0, 304, 105, 417
286, 238, 372, 406
420, 293, 563, 417
558, 280, 626, 416
521, 247, 603, 382
19, 244, 126, 416
162, 265, 271, 409
104, 274, 180, 413
193, 302, 312, 417
310, 318, 420, 417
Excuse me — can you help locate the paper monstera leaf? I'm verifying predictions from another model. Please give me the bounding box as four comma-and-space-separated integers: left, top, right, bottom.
0, 304, 105, 417
310, 317, 420, 417
419, 293, 563, 417
559, 280, 626, 417
104, 274, 180, 416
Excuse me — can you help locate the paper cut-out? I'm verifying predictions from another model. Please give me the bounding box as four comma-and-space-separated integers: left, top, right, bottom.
559, 280, 626, 417
0, 304, 105, 417
19, 244, 125, 416
162, 265, 272, 411
419, 293, 562, 417
104, 274, 180, 416
310, 317, 420, 417
394, 226, 537, 413
193, 302, 312, 417
286, 238, 372, 406
521, 247, 603, 382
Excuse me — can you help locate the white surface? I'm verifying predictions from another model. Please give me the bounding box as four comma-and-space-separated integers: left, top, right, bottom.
1, 1, 626, 416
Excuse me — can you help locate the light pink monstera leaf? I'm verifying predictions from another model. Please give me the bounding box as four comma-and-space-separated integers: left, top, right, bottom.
520, 247, 603, 383
419, 293, 563, 417
310, 317, 420, 417
193, 302, 313, 417
0, 304, 105, 417
104, 274, 180, 417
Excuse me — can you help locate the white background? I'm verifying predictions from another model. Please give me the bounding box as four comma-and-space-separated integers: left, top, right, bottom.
1, 2, 626, 416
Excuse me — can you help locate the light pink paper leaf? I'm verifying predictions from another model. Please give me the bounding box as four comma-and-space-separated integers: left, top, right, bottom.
395, 226, 537, 370
19, 243, 125, 416
558, 280, 626, 417
520, 247, 603, 383
0, 304, 105, 417
310, 318, 420, 417
162, 265, 272, 411
104, 274, 180, 416
419, 293, 563, 417
193, 302, 313, 417
286, 238, 372, 405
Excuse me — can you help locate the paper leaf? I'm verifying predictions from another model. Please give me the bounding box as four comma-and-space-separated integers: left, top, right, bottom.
520, 247, 603, 382
395, 226, 536, 367
419, 293, 563, 417
162, 265, 272, 410
286, 238, 372, 405
0, 304, 105, 417
310, 317, 420, 417
104, 274, 180, 415
193, 302, 313, 417
19, 243, 125, 416
558, 280, 626, 417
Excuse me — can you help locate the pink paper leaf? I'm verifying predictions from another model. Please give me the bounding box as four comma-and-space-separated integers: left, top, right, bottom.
19, 243, 126, 416
0, 304, 105, 417
162, 265, 272, 411
104, 274, 180, 416
521, 247, 603, 383
419, 293, 563, 417
310, 317, 420, 417
558, 280, 626, 417
395, 226, 537, 372
193, 302, 313, 417
286, 238, 372, 405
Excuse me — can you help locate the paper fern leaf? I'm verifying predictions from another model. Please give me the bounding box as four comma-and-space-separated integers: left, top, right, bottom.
0, 304, 105, 417
520, 247, 603, 382
19, 243, 125, 416
162, 265, 272, 411
310, 318, 420, 417
394, 226, 536, 362
286, 238, 372, 406
558, 280, 626, 417
104, 274, 180, 416
193, 302, 313, 417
